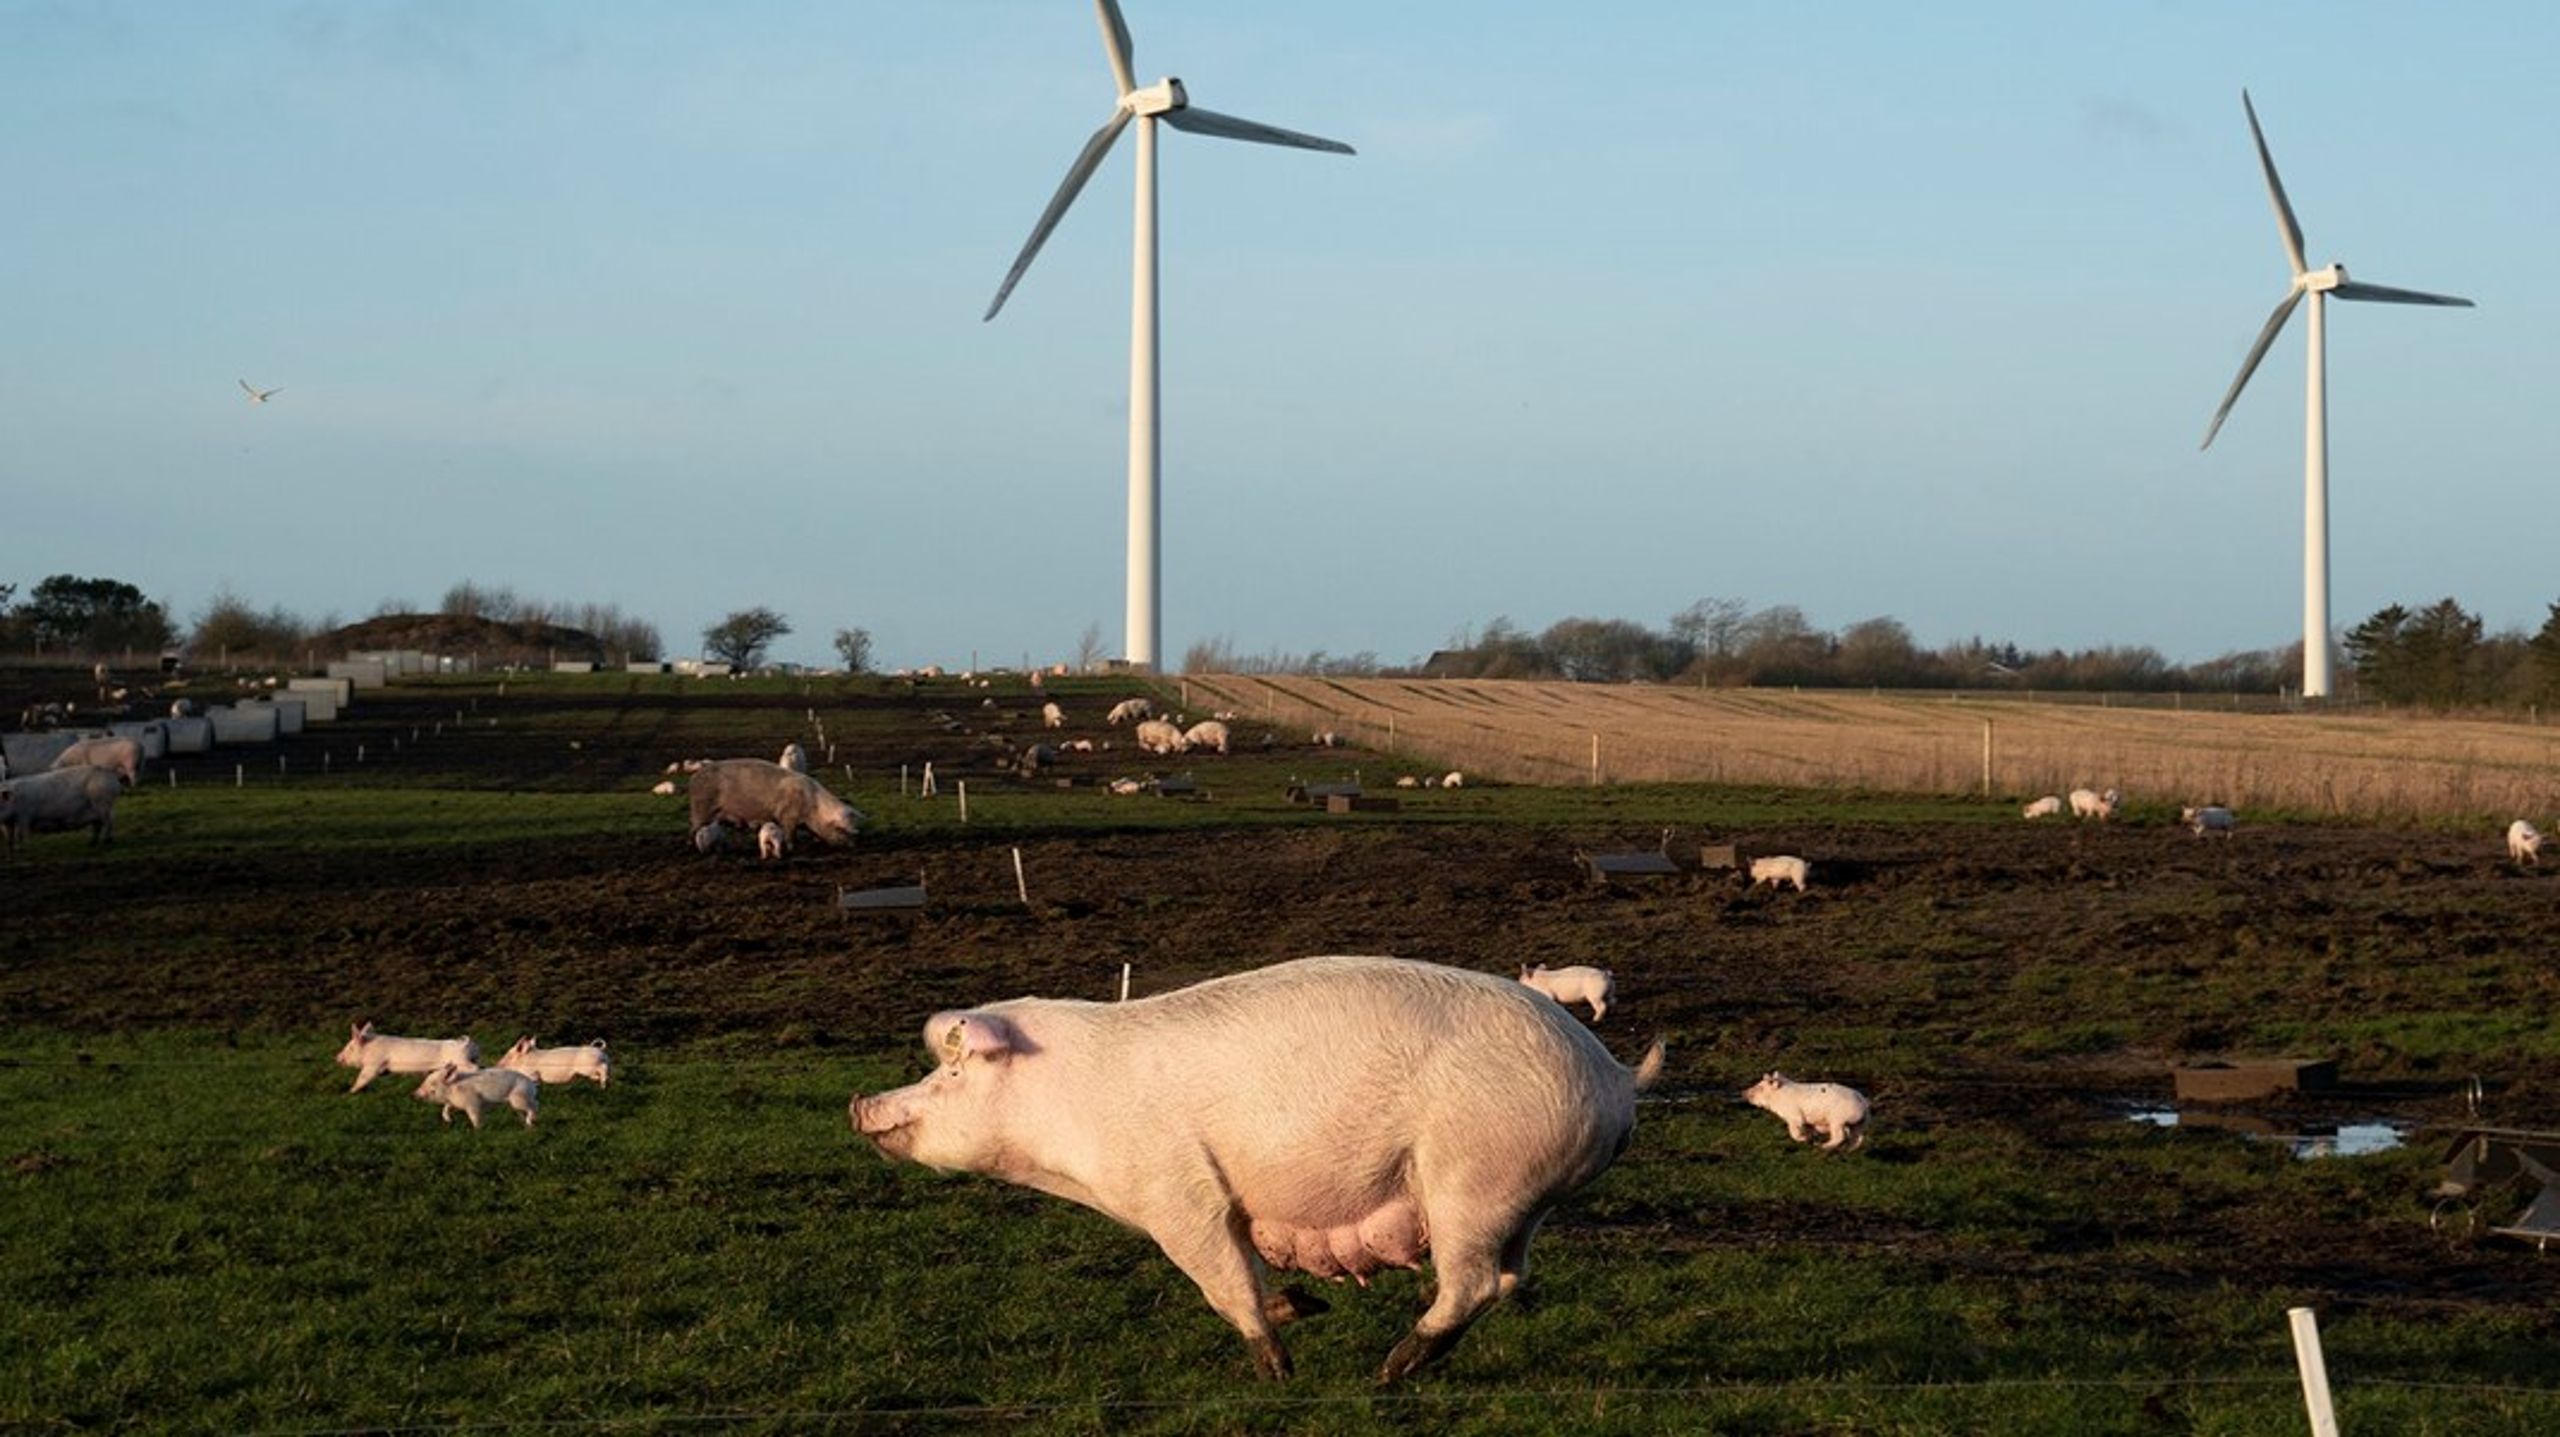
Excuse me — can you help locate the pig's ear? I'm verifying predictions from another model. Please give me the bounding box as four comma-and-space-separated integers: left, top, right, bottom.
930, 1012, 1022, 1064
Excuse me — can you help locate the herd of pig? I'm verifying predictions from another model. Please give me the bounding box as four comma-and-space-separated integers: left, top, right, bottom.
2025, 786, 2552, 859
334, 1023, 611, 1129
331, 949, 1867, 1385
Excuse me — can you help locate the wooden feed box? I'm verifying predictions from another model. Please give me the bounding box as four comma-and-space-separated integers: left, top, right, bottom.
2172, 1059, 2337, 1103
1326, 794, 1399, 814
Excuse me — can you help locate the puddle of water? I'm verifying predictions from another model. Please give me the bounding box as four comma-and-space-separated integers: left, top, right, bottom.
2125, 1108, 2406, 1159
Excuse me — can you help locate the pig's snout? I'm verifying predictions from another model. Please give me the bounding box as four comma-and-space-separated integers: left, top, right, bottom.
849, 1093, 911, 1156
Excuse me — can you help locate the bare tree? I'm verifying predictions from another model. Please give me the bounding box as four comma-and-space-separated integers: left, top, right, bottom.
702, 607, 791, 669
1075, 622, 1108, 672
833, 627, 874, 673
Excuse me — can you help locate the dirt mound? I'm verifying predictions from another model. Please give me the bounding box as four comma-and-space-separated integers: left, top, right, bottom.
319, 612, 609, 666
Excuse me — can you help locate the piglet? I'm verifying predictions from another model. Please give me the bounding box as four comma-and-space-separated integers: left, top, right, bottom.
1742, 1071, 1869, 1152
757, 821, 787, 860
335, 1022, 479, 1093
498, 1036, 611, 1088
1517, 963, 1613, 1022
414, 1062, 539, 1129
1748, 855, 1811, 893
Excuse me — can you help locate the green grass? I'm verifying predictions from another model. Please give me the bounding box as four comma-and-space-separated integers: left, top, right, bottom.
4, 1031, 2554, 1434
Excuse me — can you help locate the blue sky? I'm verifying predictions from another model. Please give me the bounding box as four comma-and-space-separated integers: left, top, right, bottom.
5, 1, 2552, 671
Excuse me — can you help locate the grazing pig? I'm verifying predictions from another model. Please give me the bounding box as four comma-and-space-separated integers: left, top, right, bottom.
1182, 720, 1232, 755
651, 779, 678, 796
778, 742, 810, 774
1517, 963, 1613, 1022
1742, 1072, 1869, 1153
414, 1062, 539, 1129
688, 758, 866, 848
1042, 701, 1066, 730
498, 1036, 611, 1087
757, 820, 787, 860
1106, 697, 1153, 725
1134, 719, 1190, 756
850, 954, 1666, 1384
2069, 787, 2120, 820
0, 765, 123, 852
335, 1023, 479, 1093
2181, 805, 2237, 839
2508, 819, 2543, 866
52, 735, 143, 788
1748, 855, 1811, 893
1441, 771, 1464, 789
692, 820, 732, 854
2022, 795, 2063, 819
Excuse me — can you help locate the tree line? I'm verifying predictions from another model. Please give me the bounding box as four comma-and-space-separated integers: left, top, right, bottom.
1398, 600, 2302, 694
2344, 598, 2560, 710
0, 573, 897, 676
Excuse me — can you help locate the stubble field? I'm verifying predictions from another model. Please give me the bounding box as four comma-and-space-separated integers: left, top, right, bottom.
6, 670, 2560, 1434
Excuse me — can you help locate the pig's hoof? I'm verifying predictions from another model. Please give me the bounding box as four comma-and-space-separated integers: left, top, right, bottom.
1247, 1335, 1293, 1381
1263, 1287, 1330, 1327
1377, 1329, 1451, 1386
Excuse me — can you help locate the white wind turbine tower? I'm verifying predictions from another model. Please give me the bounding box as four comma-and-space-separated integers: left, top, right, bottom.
984, 0, 1352, 672
2200, 90, 2472, 700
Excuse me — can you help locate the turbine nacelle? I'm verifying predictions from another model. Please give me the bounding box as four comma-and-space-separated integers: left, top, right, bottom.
1124, 78, 1187, 117
2300, 263, 2346, 294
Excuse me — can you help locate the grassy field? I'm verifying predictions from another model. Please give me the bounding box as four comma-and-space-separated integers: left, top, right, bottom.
8, 670, 2560, 1433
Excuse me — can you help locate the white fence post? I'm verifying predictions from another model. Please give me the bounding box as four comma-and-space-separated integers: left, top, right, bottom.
2288, 1307, 2340, 1437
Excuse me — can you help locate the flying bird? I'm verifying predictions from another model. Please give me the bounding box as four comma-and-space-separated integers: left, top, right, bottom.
238, 379, 282, 404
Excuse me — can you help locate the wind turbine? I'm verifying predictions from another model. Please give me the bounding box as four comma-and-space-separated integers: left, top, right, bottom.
985, 0, 1352, 672
2199, 90, 2471, 700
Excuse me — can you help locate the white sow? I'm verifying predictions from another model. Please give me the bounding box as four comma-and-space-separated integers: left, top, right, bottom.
849, 954, 1665, 1384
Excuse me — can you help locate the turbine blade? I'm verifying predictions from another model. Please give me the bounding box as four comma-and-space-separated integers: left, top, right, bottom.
1161, 105, 1354, 155
2201, 288, 2304, 450
2333, 279, 2475, 308
1095, 0, 1134, 96
2242, 90, 2307, 277
984, 109, 1133, 322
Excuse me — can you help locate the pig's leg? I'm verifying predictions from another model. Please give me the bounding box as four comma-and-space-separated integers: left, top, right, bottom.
1378, 1228, 1506, 1385
1494, 1211, 1546, 1304
1260, 1284, 1329, 1328
1820, 1123, 1846, 1152
1154, 1214, 1292, 1379
349, 1060, 382, 1093
1785, 1118, 1812, 1143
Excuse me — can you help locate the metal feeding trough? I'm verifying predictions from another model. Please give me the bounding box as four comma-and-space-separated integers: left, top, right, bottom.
2172, 1059, 2337, 1103
2433, 1127, 2560, 1249
837, 882, 927, 915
